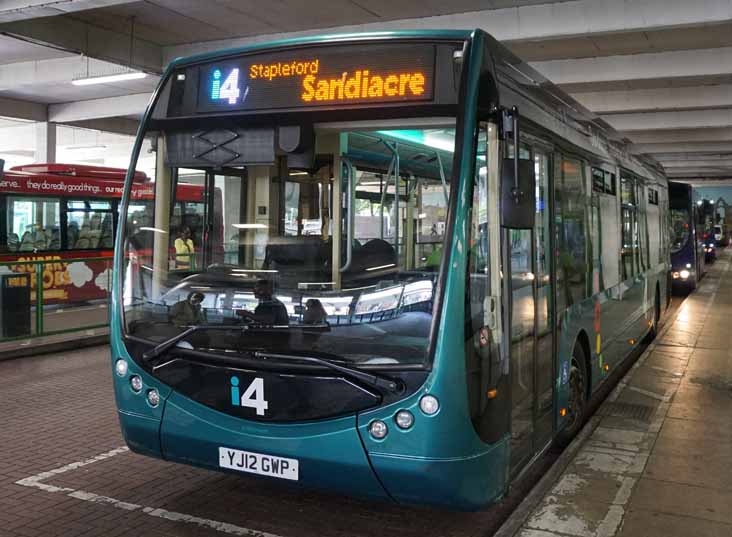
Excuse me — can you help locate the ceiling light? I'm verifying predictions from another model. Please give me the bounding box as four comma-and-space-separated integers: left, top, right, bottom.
72, 71, 147, 86
232, 223, 268, 229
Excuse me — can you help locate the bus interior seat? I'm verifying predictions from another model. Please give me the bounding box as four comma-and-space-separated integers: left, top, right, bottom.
346, 238, 396, 274
7, 233, 19, 252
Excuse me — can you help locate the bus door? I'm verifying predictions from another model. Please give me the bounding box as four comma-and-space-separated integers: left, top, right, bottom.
507, 144, 543, 473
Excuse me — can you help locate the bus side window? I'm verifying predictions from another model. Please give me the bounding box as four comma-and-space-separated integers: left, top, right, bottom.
8, 197, 60, 252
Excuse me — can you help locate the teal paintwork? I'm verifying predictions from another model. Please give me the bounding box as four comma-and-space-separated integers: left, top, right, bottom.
355, 30, 511, 508
110, 27, 668, 511
160, 391, 390, 501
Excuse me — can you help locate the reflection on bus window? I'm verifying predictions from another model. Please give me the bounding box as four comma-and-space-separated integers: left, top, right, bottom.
122, 126, 456, 366
670, 209, 690, 253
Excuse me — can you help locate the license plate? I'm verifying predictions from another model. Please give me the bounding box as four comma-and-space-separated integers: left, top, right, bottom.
218, 447, 299, 481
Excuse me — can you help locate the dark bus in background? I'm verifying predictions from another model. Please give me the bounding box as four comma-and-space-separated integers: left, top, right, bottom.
669, 181, 706, 289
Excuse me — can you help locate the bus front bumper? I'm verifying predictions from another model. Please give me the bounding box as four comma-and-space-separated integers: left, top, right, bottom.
154, 391, 391, 502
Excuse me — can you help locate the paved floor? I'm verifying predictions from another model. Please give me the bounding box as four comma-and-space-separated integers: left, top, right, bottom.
1, 258, 726, 537
0, 303, 108, 358
516, 251, 732, 537
0, 351, 516, 536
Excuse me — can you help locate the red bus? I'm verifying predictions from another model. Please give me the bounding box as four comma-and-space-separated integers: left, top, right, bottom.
0, 163, 209, 303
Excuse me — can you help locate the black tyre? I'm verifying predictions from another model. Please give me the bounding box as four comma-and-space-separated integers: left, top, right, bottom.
556, 343, 588, 447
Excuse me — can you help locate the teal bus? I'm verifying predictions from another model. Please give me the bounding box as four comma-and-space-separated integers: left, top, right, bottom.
112, 29, 670, 510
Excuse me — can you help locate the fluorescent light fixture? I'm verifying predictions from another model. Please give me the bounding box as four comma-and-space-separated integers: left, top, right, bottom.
139, 227, 167, 233
232, 223, 268, 229
289, 171, 309, 176
365, 263, 396, 272
64, 145, 107, 152
72, 71, 147, 86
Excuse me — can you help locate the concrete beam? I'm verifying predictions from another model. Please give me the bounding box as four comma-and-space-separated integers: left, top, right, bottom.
49, 93, 150, 123
531, 47, 732, 90
0, 94, 46, 121
0, 1, 135, 23
573, 85, 732, 115
662, 159, 732, 168
628, 129, 732, 144
684, 178, 732, 185
0, 56, 92, 88
655, 153, 732, 162
0, 15, 162, 74
64, 117, 139, 136
163, 0, 732, 63
631, 142, 732, 155
668, 170, 732, 178
604, 109, 732, 132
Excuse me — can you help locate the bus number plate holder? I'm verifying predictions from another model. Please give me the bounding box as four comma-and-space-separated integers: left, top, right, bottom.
219, 447, 299, 481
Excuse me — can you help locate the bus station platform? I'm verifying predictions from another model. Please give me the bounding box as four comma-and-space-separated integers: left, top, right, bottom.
510, 250, 732, 537
0, 255, 729, 537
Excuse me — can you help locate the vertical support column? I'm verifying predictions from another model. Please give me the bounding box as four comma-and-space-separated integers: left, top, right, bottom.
152, 137, 171, 300
317, 133, 341, 290
241, 166, 271, 268
405, 176, 416, 270
35, 122, 56, 164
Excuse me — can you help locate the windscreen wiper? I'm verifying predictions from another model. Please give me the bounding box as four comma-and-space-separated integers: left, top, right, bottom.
142, 324, 243, 361
254, 351, 402, 394
141, 322, 325, 362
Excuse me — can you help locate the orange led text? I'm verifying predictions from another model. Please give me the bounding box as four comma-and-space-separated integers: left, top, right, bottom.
301, 70, 426, 102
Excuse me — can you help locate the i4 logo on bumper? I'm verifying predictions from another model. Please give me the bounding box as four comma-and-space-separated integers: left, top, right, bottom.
230, 376, 269, 416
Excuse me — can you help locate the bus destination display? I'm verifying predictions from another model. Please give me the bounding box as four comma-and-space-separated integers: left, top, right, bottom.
197, 44, 435, 112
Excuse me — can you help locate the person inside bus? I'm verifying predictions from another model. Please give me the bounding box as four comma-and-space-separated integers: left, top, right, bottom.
236, 279, 289, 325
67, 221, 79, 249
303, 298, 328, 324
174, 226, 195, 270
169, 291, 207, 327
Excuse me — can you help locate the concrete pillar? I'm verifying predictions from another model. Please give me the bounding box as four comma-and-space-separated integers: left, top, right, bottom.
34, 122, 56, 163
152, 137, 171, 300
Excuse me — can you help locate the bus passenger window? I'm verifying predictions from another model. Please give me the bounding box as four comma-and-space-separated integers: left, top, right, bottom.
620, 175, 637, 279
7, 197, 60, 252
556, 157, 588, 307
67, 200, 113, 250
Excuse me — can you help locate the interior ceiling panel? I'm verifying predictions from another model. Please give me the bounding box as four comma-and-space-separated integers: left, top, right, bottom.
509, 22, 732, 61
0, 34, 71, 63
68, 0, 574, 47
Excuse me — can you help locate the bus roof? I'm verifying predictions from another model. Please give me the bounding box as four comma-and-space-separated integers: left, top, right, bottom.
169, 30, 473, 69
10, 163, 148, 183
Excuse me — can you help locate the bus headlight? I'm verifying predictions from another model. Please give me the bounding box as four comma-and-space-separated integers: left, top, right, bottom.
115, 359, 128, 377
369, 420, 388, 439
395, 410, 414, 429
419, 395, 440, 415
147, 389, 160, 407
680, 270, 690, 279
130, 375, 143, 392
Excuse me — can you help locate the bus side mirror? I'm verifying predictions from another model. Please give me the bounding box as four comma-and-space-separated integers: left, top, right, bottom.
497, 106, 535, 229
501, 158, 535, 229
0, 158, 4, 179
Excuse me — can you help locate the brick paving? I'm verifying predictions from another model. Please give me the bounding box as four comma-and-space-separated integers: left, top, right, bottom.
0, 343, 517, 537
0, 265, 706, 537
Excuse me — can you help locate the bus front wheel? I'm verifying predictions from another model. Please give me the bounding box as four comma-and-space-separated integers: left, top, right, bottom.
557, 344, 588, 447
